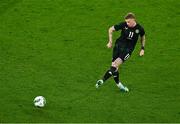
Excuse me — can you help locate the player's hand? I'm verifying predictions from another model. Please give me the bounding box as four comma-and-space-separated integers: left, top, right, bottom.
107, 42, 112, 48
139, 49, 144, 56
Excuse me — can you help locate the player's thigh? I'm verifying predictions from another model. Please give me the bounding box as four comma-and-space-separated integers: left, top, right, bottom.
112, 57, 123, 68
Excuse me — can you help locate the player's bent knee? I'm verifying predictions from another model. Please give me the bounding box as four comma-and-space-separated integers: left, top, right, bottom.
111, 63, 118, 70
111, 63, 117, 68
112, 57, 123, 69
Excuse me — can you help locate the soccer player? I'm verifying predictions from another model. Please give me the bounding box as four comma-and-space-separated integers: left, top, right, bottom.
96, 13, 146, 92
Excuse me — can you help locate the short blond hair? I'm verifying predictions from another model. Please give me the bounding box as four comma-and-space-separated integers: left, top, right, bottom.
125, 12, 136, 19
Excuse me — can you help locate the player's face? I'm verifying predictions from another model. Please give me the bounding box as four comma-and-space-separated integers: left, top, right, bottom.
125, 19, 136, 28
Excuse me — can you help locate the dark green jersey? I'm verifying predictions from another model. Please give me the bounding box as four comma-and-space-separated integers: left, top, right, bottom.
114, 22, 145, 51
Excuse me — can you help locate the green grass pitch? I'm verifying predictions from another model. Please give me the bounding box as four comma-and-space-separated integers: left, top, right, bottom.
0, 0, 180, 122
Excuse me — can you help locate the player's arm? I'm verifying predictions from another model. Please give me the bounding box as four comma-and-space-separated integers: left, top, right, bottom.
107, 22, 125, 48
107, 26, 116, 48
139, 35, 145, 56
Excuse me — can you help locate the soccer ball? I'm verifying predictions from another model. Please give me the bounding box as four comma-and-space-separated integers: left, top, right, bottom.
33, 96, 46, 107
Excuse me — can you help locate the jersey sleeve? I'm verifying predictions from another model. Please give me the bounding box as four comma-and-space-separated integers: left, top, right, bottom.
114, 22, 125, 31
139, 26, 145, 37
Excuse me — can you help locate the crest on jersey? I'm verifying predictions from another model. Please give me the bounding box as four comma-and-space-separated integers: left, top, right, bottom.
135, 29, 139, 34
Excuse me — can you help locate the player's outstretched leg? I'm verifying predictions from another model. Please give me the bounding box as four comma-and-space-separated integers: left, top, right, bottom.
113, 71, 129, 92
95, 66, 116, 88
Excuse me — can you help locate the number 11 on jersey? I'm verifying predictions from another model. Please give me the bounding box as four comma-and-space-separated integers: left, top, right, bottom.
128, 31, 134, 38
